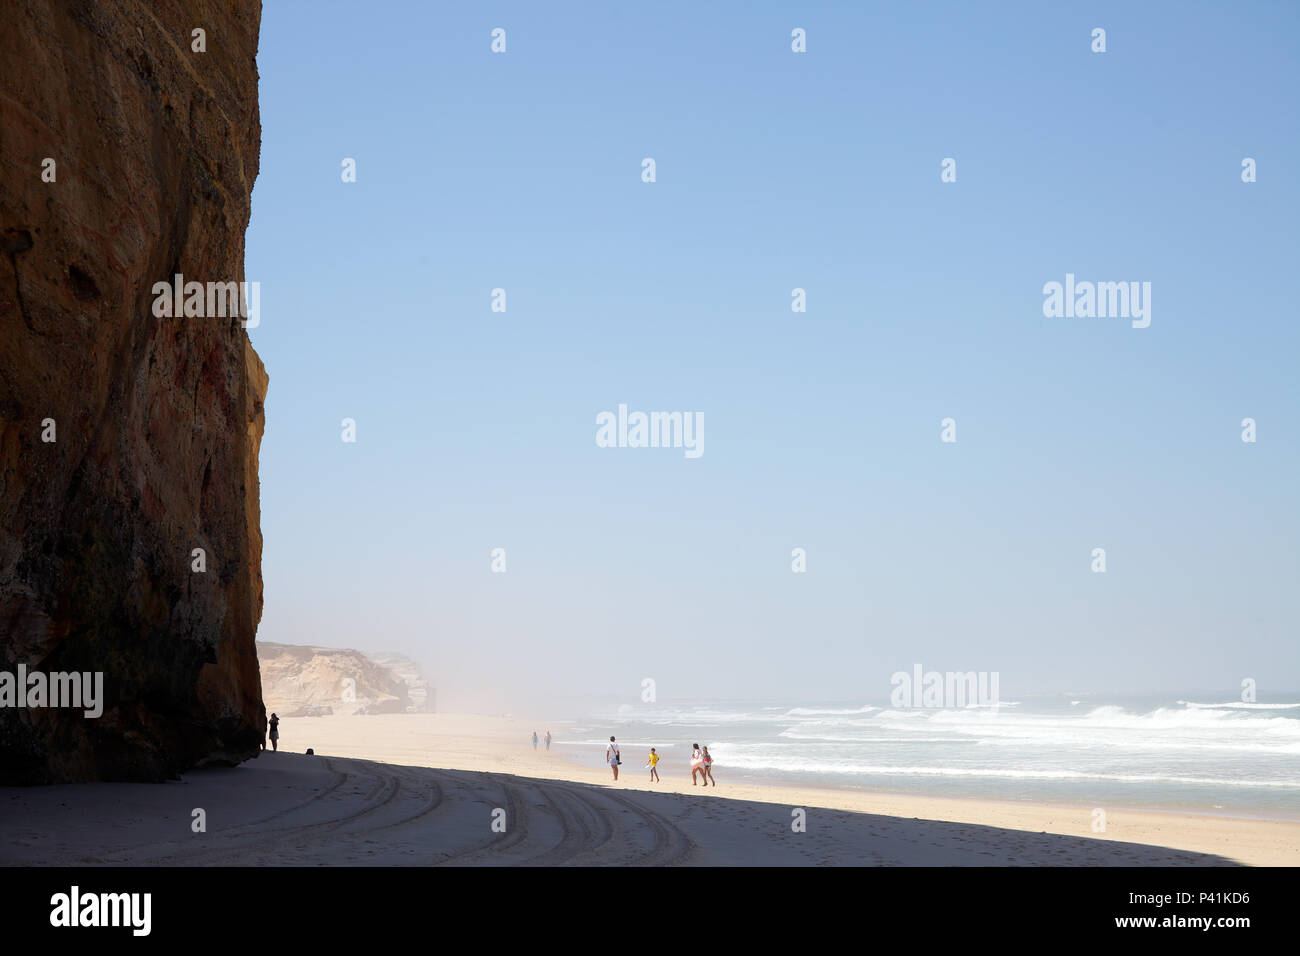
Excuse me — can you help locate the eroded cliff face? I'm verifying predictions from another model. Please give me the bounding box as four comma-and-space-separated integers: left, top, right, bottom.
0, 0, 267, 782
258, 644, 418, 719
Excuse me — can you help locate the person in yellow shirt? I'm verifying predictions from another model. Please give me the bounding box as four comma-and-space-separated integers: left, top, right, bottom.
647, 748, 660, 782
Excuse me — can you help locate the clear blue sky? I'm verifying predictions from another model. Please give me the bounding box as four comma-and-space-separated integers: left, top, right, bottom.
246, 1, 1299, 710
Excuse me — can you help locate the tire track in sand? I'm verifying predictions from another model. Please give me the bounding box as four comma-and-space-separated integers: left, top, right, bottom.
98, 759, 692, 866
117, 757, 420, 865
427, 770, 533, 865
431, 772, 694, 866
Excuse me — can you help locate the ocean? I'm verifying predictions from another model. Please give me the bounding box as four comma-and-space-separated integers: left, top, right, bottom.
558, 695, 1300, 820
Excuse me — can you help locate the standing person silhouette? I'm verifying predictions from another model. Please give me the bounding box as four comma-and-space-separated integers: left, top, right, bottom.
544, 730, 551, 751
702, 746, 716, 786
268, 713, 280, 752
606, 736, 621, 781
532, 731, 538, 750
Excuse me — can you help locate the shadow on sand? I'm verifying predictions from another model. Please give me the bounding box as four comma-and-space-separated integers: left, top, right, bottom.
1, 753, 1243, 867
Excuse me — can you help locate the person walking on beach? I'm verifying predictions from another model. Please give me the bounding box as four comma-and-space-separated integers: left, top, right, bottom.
268, 713, 280, 752
544, 730, 551, 751
606, 736, 621, 781
702, 746, 715, 786
690, 743, 704, 785
647, 747, 660, 782
532, 731, 538, 750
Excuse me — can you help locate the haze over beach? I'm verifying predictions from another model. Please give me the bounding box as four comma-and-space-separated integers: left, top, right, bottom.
10, 637, 1297, 867
6, 706, 1297, 868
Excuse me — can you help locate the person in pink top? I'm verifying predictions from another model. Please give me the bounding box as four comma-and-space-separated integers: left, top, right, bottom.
690, 743, 705, 785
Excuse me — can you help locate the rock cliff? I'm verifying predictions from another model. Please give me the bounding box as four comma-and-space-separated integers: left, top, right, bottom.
259, 644, 421, 718
368, 651, 435, 712
0, 0, 267, 782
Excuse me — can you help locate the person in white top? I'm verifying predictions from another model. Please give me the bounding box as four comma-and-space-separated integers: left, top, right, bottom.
606, 736, 621, 781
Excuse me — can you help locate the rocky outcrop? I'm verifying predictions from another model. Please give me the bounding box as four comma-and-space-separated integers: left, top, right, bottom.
0, 1, 266, 782
369, 651, 435, 712
259, 644, 419, 718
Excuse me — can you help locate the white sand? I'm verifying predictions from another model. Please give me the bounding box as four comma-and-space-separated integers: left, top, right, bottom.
3, 712, 1295, 866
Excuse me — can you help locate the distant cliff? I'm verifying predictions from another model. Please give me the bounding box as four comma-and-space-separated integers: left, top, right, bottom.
259, 643, 434, 717
368, 651, 434, 712
0, 1, 266, 782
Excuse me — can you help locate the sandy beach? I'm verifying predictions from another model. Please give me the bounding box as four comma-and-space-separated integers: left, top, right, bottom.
3, 712, 1296, 866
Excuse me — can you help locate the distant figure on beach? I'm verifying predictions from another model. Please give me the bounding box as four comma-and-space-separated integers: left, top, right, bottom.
702, 746, 715, 786
544, 730, 551, 750
647, 747, 660, 782
532, 731, 538, 750
606, 736, 621, 781
690, 743, 704, 785
268, 713, 280, 752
